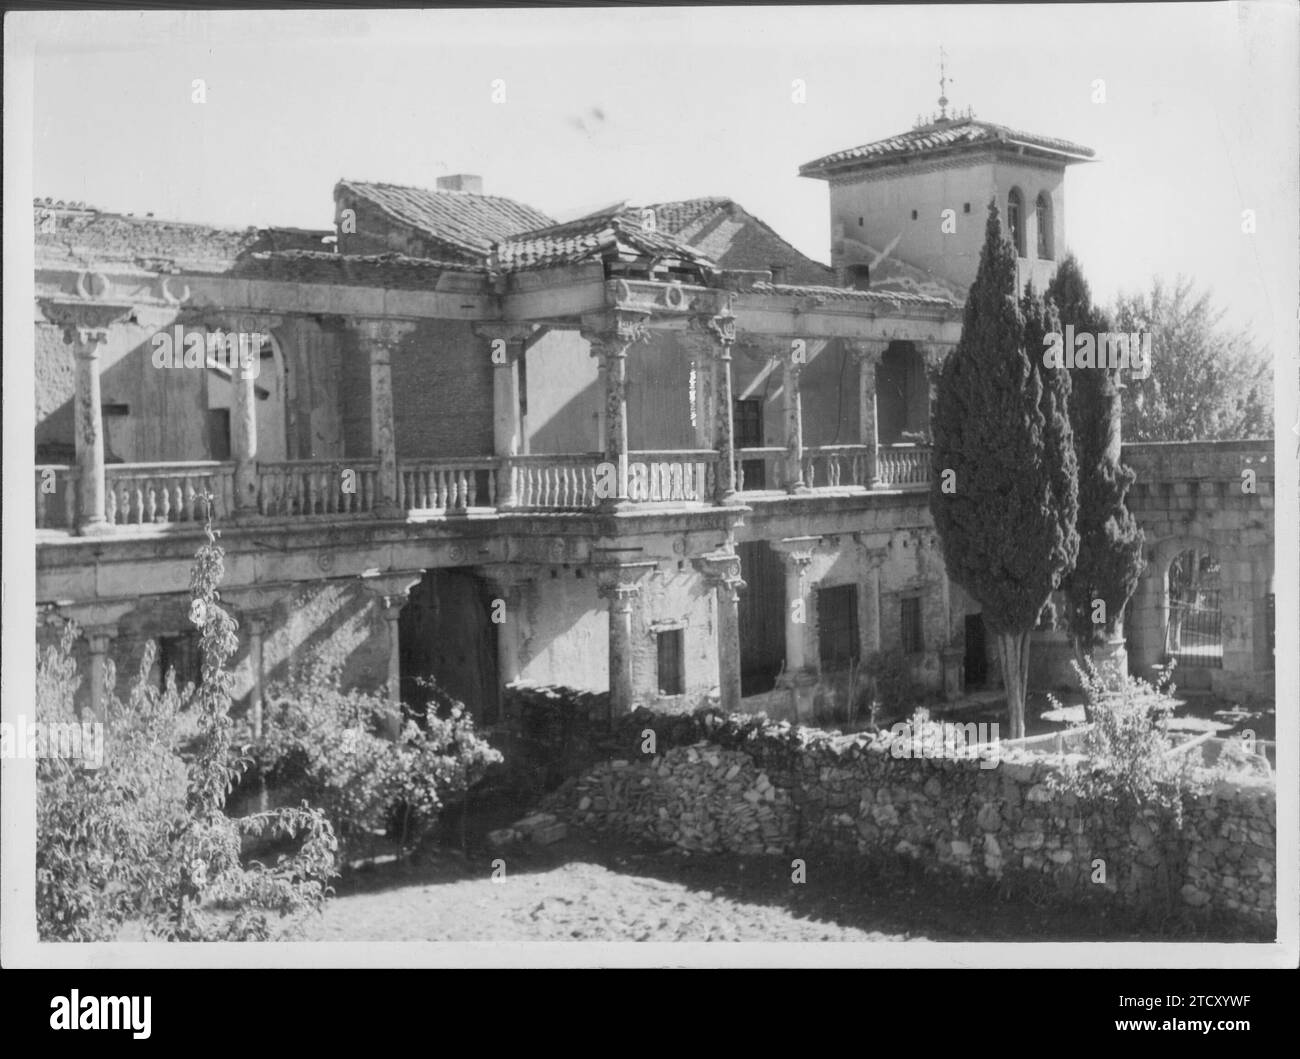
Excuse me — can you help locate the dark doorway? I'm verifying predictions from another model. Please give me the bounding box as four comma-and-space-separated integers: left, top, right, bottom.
734, 397, 766, 489
963, 613, 988, 688
737, 540, 785, 695
399, 569, 500, 723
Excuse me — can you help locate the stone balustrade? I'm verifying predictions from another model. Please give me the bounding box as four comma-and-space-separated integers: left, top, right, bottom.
105, 461, 235, 525
258, 459, 378, 517
877, 444, 933, 488
399, 457, 497, 512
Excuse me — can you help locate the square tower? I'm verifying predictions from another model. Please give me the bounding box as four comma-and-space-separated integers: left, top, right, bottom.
799, 114, 1094, 298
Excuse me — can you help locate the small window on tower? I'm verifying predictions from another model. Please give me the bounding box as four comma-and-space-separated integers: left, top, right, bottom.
911, 209, 918, 221
1007, 188, 1025, 257
769, 265, 787, 284
963, 202, 971, 214
1036, 192, 1053, 260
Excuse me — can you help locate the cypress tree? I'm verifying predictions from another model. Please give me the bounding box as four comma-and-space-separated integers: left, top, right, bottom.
1047, 254, 1145, 658
929, 202, 1079, 739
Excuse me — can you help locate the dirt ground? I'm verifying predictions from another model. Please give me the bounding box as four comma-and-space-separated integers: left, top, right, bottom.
293, 832, 1269, 944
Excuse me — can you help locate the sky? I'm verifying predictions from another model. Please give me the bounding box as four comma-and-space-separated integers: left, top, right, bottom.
19, 3, 1299, 356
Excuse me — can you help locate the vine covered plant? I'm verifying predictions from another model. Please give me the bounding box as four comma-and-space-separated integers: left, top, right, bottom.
37, 513, 339, 941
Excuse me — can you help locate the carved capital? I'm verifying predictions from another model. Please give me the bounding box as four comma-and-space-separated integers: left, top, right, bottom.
358, 570, 424, 613
352, 317, 418, 351
581, 309, 653, 356
845, 338, 893, 366
473, 322, 540, 356
771, 535, 822, 572
694, 550, 744, 589
41, 299, 134, 350
595, 561, 656, 602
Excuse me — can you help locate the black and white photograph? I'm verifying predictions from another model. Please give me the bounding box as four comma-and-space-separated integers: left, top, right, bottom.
3, 2, 1297, 998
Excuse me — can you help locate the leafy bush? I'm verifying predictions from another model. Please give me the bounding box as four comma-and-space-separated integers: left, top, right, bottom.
862, 648, 921, 721
242, 669, 502, 860
36, 520, 338, 941
1048, 658, 1204, 825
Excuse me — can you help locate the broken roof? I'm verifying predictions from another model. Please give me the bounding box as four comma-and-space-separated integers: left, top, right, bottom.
336, 179, 553, 256
800, 117, 1095, 179
494, 208, 719, 274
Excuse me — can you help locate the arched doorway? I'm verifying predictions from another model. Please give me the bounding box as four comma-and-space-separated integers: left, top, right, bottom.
1164, 544, 1222, 671
875, 342, 929, 444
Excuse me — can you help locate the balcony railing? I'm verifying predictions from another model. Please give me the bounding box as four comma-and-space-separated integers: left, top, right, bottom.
735, 447, 786, 492
399, 458, 497, 512
258, 459, 377, 517
512, 454, 601, 509
37, 444, 934, 532
877, 444, 932, 488
803, 445, 871, 489
106, 462, 235, 525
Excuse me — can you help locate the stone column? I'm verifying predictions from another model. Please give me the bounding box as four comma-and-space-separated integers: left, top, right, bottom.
85, 628, 115, 724
224, 585, 289, 740
59, 600, 134, 721
696, 551, 745, 713
771, 537, 820, 720
1127, 547, 1164, 679
596, 563, 655, 718
245, 614, 267, 739
41, 300, 132, 535
359, 571, 424, 732
582, 310, 651, 507
689, 336, 715, 449
353, 319, 417, 519
230, 314, 282, 514
476, 325, 536, 509
849, 340, 891, 488
782, 352, 807, 493
687, 305, 738, 502
855, 539, 886, 656
477, 564, 534, 717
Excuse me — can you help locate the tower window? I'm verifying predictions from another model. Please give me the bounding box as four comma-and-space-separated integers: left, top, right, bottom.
1007, 188, 1025, 257
963, 202, 971, 214
911, 209, 918, 221
858, 216, 864, 227
846, 264, 871, 291
1036, 192, 1053, 260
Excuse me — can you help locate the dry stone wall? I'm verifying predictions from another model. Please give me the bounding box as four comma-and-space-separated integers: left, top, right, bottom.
538, 705, 1275, 927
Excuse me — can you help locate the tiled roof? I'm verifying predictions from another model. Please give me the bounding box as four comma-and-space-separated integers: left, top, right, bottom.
231, 250, 486, 288
800, 118, 1095, 177
495, 209, 718, 273
748, 281, 956, 309
337, 180, 553, 255
645, 198, 836, 285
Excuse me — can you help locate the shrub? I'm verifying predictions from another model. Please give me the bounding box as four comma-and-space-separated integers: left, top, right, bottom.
1047, 657, 1204, 826
242, 669, 503, 861
36, 519, 338, 941
862, 648, 921, 721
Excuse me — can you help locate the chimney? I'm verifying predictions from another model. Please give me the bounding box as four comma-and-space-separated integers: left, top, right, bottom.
436, 174, 483, 194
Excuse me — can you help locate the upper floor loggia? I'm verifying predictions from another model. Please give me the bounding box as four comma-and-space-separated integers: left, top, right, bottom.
33, 186, 963, 538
